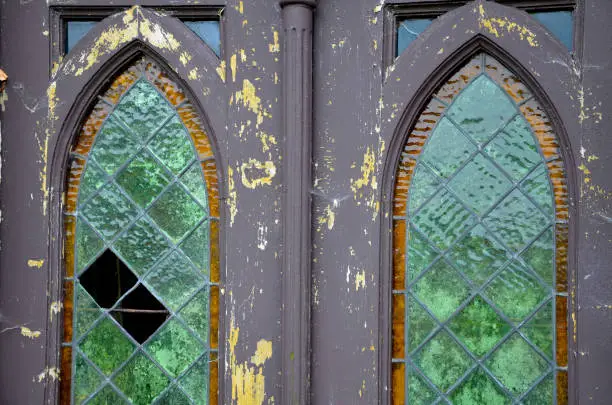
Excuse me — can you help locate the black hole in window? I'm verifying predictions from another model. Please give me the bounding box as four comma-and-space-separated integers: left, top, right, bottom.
80, 250, 138, 309
112, 285, 169, 344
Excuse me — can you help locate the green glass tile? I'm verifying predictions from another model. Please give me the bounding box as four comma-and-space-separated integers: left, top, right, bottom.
179, 288, 209, 341
421, 117, 477, 179
74, 353, 104, 404
486, 334, 549, 396
86, 385, 128, 405
114, 80, 174, 140
407, 296, 437, 352
179, 356, 209, 405
409, 164, 440, 214
145, 318, 203, 377
449, 153, 513, 215
76, 285, 102, 338
407, 226, 439, 281
113, 352, 170, 405
148, 116, 194, 175
447, 75, 516, 144
412, 259, 471, 322
485, 115, 541, 182
149, 184, 206, 243
79, 160, 107, 203
76, 218, 105, 273
407, 366, 437, 404
483, 189, 550, 252
181, 163, 209, 208
414, 330, 472, 392
450, 368, 510, 405
113, 218, 171, 276
180, 221, 210, 275
521, 227, 554, 285
449, 296, 511, 357
412, 189, 475, 251
90, 117, 139, 176
522, 164, 554, 217
521, 301, 553, 359
80, 317, 135, 376
82, 183, 138, 241
156, 385, 192, 405
116, 150, 170, 208
145, 250, 203, 312
522, 373, 553, 405
448, 225, 510, 286
485, 261, 549, 323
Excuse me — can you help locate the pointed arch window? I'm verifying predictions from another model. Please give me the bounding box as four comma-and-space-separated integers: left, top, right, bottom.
392, 54, 569, 404
60, 57, 220, 405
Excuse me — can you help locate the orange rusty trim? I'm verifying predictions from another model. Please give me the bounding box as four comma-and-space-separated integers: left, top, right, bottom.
145, 61, 187, 107
393, 220, 406, 290
210, 220, 220, 284
59, 346, 72, 405
434, 54, 482, 105
103, 63, 141, 105
210, 285, 220, 350
64, 216, 76, 278
485, 55, 532, 104
556, 295, 568, 367
209, 351, 219, 405
520, 99, 560, 160
178, 103, 216, 161
62, 281, 74, 343
392, 294, 406, 359
66, 157, 85, 214
557, 370, 568, 405
202, 160, 220, 218
391, 362, 406, 405
72, 103, 112, 156
547, 158, 569, 223
556, 223, 569, 292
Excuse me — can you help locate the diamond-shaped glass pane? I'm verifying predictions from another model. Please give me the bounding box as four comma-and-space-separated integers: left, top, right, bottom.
406, 226, 439, 282
156, 385, 192, 405
79, 160, 107, 203
76, 218, 105, 273
149, 184, 206, 243
179, 288, 209, 342
449, 296, 511, 357
145, 250, 203, 311
180, 221, 210, 275
407, 366, 438, 404
80, 317, 135, 376
113, 218, 171, 276
90, 117, 139, 176
113, 352, 170, 404
145, 318, 204, 377
448, 153, 513, 215
87, 385, 129, 405
521, 301, 553, 359
485, 115, 541, 182
148, 116, 194, 175
114, 80, 173, 140
486, 334, 549, 396
74, 353, 104, 404
116, 150, 170, 208
414, 330, 472, 392
522, 164, 554, 217
522, 373, 554, 405
485, 261, 549, 323
181, 162, 209, 208
412, 189, 475, 251
82, 183, 138, 241
421, 118, 477, 179
408, 164, 440, 214
413, 259, 471, 322
179, 355, 209, 405
407, 295, 437, 352
521, 227, 554, 286
484, 189, 550, 252
450, 367, 510, 405
76, 285, 102, 339
447, 75, 516, 144
448, 225, 510, 286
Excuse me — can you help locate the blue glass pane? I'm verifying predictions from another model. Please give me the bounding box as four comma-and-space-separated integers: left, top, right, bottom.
184, 21, 221, 56
397, 18, 433, 57
530, 11, 573, 51
66, 21, 98, 54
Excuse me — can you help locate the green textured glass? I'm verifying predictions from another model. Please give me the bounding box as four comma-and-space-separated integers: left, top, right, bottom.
74, 353, 104, 404
156, 385, 192, 405
406, 226, 439, 281
408, 164, 440, 214
522, 373, 554, 405
449, 296, 511, 357
79, 317, 135, 375
522, 164, 554, 217
179, 288, 209, 341
89, 118, 138, 176
413, 259, 471, 322
414, 330, 472, 392
144, 250, 203, 311
113, 218, 171, 276
407, 296, 436, 352
450, 368, 510, 405
145, 318, 203, 377
149, 183, 206, 243
484, 261, 548, 323
521, 301, 553, 359
181, 163, 209, 208
116, 150, 170, 208
82, 183, 138, 241
88, 385, 129, 405
114, 81, 173, 140
113, 352, 170, 405
179, 356, 209, 405
486, 334, 549, 396
407, 366, 438, 404
75, 285, 102, 338
180, 221, 211, 274
79, 160, 107, 202
76, 218, 105, 273
447, 76, 516, 144
148, 116, 194, 175
421, 118, 476, 179
522, 227, 554, 285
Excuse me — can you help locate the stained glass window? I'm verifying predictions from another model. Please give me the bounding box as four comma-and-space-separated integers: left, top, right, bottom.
65, 21, 98, 54
396, 18, 434, 57
392, 54, 569, 405
61, 57, 220, 405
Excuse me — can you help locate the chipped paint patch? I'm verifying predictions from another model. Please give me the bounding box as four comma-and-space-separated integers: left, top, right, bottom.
228, 166, 238, 226
50, 301, 63, 322
350, 147, 376, 198
240, 159, 277, 189
21, 327, 41, 339
257, 222, 269, 251
318, 204, 335, 231
180, 51, 192, 66
478, 5, 538, 47
188, 67, 200, 80
355, 270, 366, 291
217, 60, 227, 82
231, 54, 238, 82
36, 367, 60, 383
27, 259, 45, 269
235, 79, 270, 128
251, 340, 273, 366
269, 30, 280, 53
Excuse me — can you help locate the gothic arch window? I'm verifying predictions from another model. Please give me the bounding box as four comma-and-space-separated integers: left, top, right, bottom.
391, 53, 569, 404
60, 56, 220, 405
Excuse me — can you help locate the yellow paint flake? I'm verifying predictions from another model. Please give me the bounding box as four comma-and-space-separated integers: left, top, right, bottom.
188, 67, 200, 80
478, 4, 538, 47
231, 53, 238, 82
251, 340, 273, 366
269, 30, 280, 53
257, 132, 277, 154
350, 146, 376, 199
217, 60, 227, 82
27, 259, 45, 269
240, 159, 277, 189
318, 205, 336, 231
140, 18, 181, 51
240, 49, 248, 63
235, 79, 270, 127
228, 167, 238, 226
239, 1, 244, 14
437, 48, 444, 54
180, 51, 192, 66
355, 270, 366, 291
36, 367, 60, 383
21, 327, 41, 339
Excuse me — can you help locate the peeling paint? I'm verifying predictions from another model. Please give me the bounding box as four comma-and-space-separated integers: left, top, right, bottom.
20, 327, 41, 339
50, 301, 63, 322
318, 204, 336, 231
179, 51, 192, 66
231, 54, 238, 82
269, 30, 280, 53
188, 67, 200, 80
477, 5, 538, 47
217, 60, 227, 82
240, 159, 277, 189
235, 79, 270, 128
36, 367, 60, 383
228, 166, 238, 226
27, 259, 44, 269
355, 270, 366, 291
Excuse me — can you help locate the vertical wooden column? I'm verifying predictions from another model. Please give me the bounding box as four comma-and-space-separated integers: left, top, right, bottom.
280, 1, 316, 404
